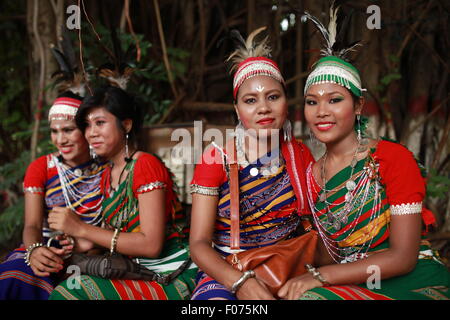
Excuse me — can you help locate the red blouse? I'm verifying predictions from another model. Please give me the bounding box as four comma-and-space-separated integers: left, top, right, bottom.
101, 152, 179, 222
373, 140, 435, 229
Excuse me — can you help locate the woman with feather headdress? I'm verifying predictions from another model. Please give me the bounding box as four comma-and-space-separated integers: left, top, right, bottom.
48, 84, 197, 300
278, 4, 450, 300
188, 27, 315, 300
0, 38, 107, 300
47, 28, 197, 299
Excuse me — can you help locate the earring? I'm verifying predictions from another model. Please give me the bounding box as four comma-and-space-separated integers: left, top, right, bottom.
356, 114, 369, 151
125, 133, 130, 160
309, 129, 320, 146
235, 120, 246, 150
357, 115, 362, 141
89, 145, 97, 160
282, 120, 292, 142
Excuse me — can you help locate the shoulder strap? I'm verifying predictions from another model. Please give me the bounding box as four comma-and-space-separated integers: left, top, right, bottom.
228, 139, 241, 250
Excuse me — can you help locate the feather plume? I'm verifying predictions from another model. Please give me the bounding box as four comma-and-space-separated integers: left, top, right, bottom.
50, 31, 86, 97
327, 4, 339, 51
96, 22, 135, 90
302, 11, 331, 54
302, 2, 361, 60
226, 27, 271, 73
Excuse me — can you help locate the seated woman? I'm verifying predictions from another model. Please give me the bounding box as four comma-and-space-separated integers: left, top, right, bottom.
49, 86, 197, 300
189, 28, 315, 300
278, 8, 450, 300
0, 92, 105, 300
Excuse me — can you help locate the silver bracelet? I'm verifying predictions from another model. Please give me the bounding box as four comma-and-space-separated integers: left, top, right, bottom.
110, 228, 120, 255
305, 264, 329, 286
24, 242, 45, 266
231, 270, 256, 294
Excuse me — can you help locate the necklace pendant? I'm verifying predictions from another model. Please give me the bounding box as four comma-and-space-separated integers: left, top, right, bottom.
357, 145, 368, 153
74, 168, 82, 176
261, 168, 271, 176
350, 158, 358, 168
345, 192, 353, 203
326, 211, 334, 222
319, 193, 327, 202
249, 167, 259, 177
270, 165, 279, 174
346, 180, 356, 191
333, 219, 341, 230
360, 138, 369, 145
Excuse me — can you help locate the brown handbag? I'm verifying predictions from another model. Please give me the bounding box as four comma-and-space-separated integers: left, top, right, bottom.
225, 143, 317, 298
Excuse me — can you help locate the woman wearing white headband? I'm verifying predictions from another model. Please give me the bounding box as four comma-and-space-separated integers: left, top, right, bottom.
189, 27, 315, 300
0, 91, 106, 300
278, 6, 450, 300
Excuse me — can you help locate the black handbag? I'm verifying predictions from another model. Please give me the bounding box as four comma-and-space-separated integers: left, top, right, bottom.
68, 252, 191, 285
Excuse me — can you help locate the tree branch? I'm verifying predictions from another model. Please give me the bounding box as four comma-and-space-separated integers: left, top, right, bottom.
153, 0, 178, 99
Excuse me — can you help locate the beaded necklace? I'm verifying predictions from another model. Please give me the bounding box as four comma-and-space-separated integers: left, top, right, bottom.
306, 152, 383, 263
54, 155, 104, 225
235, 131, 283, 178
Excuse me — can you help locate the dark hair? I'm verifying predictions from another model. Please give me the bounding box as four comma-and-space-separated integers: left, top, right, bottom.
75, 86, 143, 141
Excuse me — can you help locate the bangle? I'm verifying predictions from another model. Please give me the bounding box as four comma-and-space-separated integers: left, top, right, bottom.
110, 228, 120, 255
24, 242, 45, 266
231, 270, 255, 294
305, 264, 329, 286
46, 234, 75, 260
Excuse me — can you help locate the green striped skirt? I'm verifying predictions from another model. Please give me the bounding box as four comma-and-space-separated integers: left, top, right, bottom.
49, 237, 198, 300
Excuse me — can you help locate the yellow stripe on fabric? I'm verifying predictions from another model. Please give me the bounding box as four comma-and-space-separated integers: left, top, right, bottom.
241, 190, 295, 223
46, 162, 106, 196
53, 286, 80, 300
64, 191, 101, 208
338, 209, 391, 247
216, 215, 281, 231
46, 175, 85, 195
80, 275, 105, 300
216, 191, 295, 231
218, 172, 284, 206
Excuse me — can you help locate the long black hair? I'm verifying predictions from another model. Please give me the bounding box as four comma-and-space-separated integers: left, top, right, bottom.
75, 85, 143, 142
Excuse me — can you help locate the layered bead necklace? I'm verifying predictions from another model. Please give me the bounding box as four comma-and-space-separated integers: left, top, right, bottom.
54, 155, 104, 226
235, 131, 284, 178
306, 144, 383, 264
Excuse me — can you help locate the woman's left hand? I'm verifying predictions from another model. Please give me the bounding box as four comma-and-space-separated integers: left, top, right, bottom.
48, 207, 83, 237
277, 273, 323, 300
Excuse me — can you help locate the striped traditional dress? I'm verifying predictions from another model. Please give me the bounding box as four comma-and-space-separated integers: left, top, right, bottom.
301, 139, 450, 300
49, 153, 197, 300
190, 139, 314, 300
0, 154, 105, 300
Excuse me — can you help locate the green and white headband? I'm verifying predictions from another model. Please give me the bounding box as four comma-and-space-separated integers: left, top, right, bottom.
304, 56, 366, 97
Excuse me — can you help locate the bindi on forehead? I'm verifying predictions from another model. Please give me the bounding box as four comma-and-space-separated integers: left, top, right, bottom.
87, 111, 107, 120
255, 85, 265, 92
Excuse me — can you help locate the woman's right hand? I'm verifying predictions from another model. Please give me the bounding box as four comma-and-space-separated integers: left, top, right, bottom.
235, 277, 276, 300
28, 246, 65, 277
